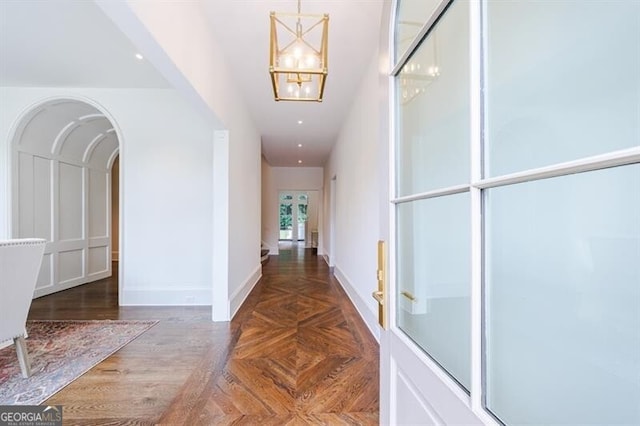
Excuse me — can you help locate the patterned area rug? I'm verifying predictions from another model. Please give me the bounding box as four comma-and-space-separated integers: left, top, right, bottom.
0, 320, 157, 405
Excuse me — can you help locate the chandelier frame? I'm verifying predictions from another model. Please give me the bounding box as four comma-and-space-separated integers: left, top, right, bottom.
269, 10, 329, 102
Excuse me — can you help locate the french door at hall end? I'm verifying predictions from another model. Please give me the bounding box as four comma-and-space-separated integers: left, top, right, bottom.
381, 0, 640, 425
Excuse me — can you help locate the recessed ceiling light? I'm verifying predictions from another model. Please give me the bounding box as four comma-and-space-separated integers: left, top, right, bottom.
298, 160, 303, 164
297, 120, 303, 125
135, 53, 144, 60
297, 143, 302, 147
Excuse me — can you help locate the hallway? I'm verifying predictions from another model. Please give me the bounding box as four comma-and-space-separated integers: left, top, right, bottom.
27, 249, 379, 424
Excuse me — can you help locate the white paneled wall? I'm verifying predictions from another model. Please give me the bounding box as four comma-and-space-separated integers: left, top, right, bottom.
12, 99, 117, 297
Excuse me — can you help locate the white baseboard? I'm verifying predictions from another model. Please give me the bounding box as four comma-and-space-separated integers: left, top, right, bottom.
121, 287, 212, 305
333, 266, 381, 342
33, 270, 112, 298
230, 264, 262, 319
261, 241, 278, 255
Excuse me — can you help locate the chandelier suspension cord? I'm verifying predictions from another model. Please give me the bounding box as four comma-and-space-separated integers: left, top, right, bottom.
296, 0, 302, 35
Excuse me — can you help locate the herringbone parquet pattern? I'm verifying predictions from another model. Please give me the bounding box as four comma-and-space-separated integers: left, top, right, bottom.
161, 247, 379, 425
28, 246, 379, 424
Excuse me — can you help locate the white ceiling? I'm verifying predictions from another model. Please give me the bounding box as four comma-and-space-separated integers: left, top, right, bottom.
0, 1, 170, 88
203, 1, 385, 166
0, 0, 385, 167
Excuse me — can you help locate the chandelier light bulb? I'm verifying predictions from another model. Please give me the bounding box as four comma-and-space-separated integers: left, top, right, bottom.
285, 56, 294, 68
306, 55, 316, 67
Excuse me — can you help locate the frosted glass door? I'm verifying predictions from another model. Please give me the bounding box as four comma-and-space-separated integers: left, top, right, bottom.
387, 0, 640, 423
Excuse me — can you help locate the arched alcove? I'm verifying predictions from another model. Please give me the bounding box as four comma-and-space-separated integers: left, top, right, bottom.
10, 98, 120, 297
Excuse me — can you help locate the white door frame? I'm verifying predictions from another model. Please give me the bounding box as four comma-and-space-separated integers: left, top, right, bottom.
381, 1, 488, 424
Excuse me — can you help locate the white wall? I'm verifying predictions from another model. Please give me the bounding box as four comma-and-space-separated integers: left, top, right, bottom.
323, 50, 384, 339
261, 156, 275, 250
0, 87, 215, 305
261, 163, 323, 255
98, 1, 263, 319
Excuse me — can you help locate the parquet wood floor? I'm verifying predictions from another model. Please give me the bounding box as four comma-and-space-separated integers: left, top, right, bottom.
26, 246, 379, 425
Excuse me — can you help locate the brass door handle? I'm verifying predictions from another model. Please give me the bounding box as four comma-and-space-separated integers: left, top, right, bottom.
374, 240, 386, 329
400, 291, 416, 302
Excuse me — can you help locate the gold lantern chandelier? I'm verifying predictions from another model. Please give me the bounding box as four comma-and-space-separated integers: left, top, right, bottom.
269, 0, 329, 102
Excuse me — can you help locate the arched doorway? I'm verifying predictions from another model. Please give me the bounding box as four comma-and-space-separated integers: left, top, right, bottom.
10, 98, 121, 298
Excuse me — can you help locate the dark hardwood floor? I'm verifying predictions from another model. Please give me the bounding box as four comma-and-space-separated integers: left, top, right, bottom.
27, 246, 379, 425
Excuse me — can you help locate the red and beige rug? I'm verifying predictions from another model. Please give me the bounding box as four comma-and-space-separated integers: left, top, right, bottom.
0, 320, 157, 405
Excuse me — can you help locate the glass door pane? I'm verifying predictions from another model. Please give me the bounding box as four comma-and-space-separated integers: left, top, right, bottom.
485, 164, 640, 425
396, 0, 469, 196
279, 203, 292, 240
395, 0, 442, 62
485, 1, 640, 177
397, 192, 471, 390
394, 0, 471, 391
297, 203, 307, 241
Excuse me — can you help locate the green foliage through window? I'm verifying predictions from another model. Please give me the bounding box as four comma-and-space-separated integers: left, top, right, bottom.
280, 203, 292, 229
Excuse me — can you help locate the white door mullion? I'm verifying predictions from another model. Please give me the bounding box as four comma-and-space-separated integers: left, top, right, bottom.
468, 0, 485, 417
472, 1, 501, 423
388, 60, 398, 331
473, 146, 640, 190
391, 184, 469, 204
